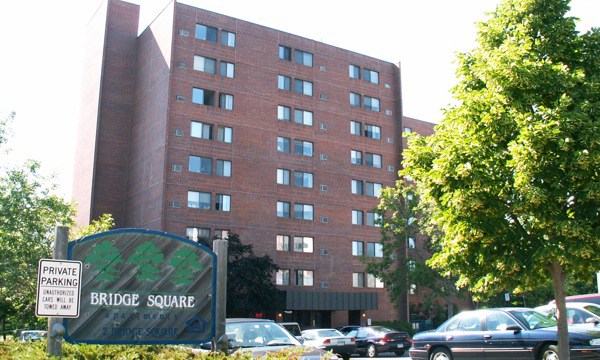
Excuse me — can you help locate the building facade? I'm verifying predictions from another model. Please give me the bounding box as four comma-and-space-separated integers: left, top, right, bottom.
73, 0, 436, 328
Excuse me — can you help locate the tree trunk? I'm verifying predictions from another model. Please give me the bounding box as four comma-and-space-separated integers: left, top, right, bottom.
548, 261, 570, 360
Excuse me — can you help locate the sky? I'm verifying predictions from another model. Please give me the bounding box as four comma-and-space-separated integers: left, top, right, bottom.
0, 0, 597, 200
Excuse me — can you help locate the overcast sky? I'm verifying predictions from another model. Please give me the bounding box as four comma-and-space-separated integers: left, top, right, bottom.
0, 0, 597, 199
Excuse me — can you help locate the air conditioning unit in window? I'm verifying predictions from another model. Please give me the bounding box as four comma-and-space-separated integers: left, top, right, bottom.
177, 62, 187, 68
172, 165, 182, 172
320, 185, 328, 191
173, 129, 184, 136
321, 281, 329, 288
386, 137, 393, 143
319, 94, 328, 100
385, 83, 391, 89
320, 154, 328, 161
171, 201, 181, 208
388, 165, 395, 171
319, 66, 326, 71
320, 249, 328, 255
179, 29, 189, 37
320, 216, 328, 223
385, 110, 392, 115
319, 124, 328, 130
175, 95, 185, 101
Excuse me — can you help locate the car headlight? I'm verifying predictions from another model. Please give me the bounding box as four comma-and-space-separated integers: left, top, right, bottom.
590, 339, 600, 346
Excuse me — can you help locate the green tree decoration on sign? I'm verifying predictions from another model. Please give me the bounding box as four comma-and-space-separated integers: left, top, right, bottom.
127, 241, 164, 289
169, 247, 203, 287
84, 240, 122, 290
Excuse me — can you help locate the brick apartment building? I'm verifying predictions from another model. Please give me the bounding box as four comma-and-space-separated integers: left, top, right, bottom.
72, 0, 437, 328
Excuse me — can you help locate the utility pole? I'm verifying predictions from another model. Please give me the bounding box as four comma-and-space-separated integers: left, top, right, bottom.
47, 226, 69, 357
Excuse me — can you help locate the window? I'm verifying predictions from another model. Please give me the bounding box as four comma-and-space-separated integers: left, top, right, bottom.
189, 156, 212, 174
352, 241, 364, 256
192, 88, 215, 106
219, 61, 235, 78
277, 235, 290, 251
366, 242, 383, 257
278, 75, 291, 90
363, 69, 379, 84
365, 153, 382, 168
351, 180, 363, 195
350, 121, 362, 136
485, 312, 520, 331
351, 150, 362, 165
293, 171, 313, 188
215, 230, 229, 239
221, 30, 235, 47
277, 136, 291, 153
186, 227, 210, 242
294, 140, 313, 157
217, 126, 232, 143
364, 124, 381, 139
366, 212, 381, 226
364, 96, 380, 111
277, 169, 290, 185
404, 127, 412, 133
294, 109, 313, 126
277, 201, 290, 218
191, 121, 213, 139
295, 270, 313, 286
188, 191, 211, 209
193, 55, 216, 74
294, 50, 313, 67
350, 92, 361, 107
195, 24, 217, 42
349, 65, 360, 79
353, 273, 365, 288
352, 210, 363, 225
408, 237, 416, 248
219, 93, 234, 110
276, 269, 290, 285
294, 79, 313, 96
279, 45, 291, 61
293, 236, 313, 253
216, 160, 231, 177
457, 313, 482, 331
215, 194, 230, 211
294, 203, 314, 220
278, 105, 291, 121
366, 274, 384, 288
366, 182, 382, 197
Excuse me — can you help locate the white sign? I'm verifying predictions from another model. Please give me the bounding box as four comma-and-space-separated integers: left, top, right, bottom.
36, 259, 82, 318
505, 293, 510, 302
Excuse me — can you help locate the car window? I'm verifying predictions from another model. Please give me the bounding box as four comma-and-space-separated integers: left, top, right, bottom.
485, 312, 519, 331
508, 309, 556, 329
346, 330, 357, 337
356, 330, 368, 337
444, 316, 461, 331
317, 330, 341, 337
226, 322, 300, 347
583, 305, 600, 317
457, 313, 481, 331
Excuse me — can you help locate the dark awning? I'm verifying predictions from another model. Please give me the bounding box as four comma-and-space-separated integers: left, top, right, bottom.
285, 291, 378, 310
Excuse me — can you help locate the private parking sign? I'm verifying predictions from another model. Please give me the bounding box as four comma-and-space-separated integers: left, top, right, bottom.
36, 259, 82, 317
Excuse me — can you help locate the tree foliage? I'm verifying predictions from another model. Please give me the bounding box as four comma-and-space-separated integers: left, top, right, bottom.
363, 182, 463, 321
402, 1, 598, 357
0, 158, 75, 330
219, 234, 281, 317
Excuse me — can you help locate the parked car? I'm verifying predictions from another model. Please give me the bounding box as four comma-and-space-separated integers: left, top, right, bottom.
19, 330, 47, 342
549, 293, 600, 306
345, 325, 411, 357
337, 325, 361, 335
409, 308, 600, 360
535, 302, 600, 326
200, 318, 338, 360
301, 328, 356, 360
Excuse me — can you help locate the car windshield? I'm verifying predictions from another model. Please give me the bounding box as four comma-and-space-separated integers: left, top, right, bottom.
508, 309, 556, 329
226, 321, 301, 348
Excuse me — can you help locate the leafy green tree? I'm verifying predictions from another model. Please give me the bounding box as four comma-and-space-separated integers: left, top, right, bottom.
402, 0, 599, 357
363, 182, 463, 322
0, 113, 75, 333
206, 234, 281, 317
127, 242, 164, 289
70, 213, 114, 241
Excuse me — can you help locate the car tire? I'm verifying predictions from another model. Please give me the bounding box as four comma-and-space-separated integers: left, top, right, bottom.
538, 344, 558, 360
340, 353, 351, 360
430, 348, 453, 360
394, 350, 405, 356
366, 344, 378, 358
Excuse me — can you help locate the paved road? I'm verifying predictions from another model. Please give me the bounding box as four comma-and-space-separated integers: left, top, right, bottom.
349, 354, 411, 360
